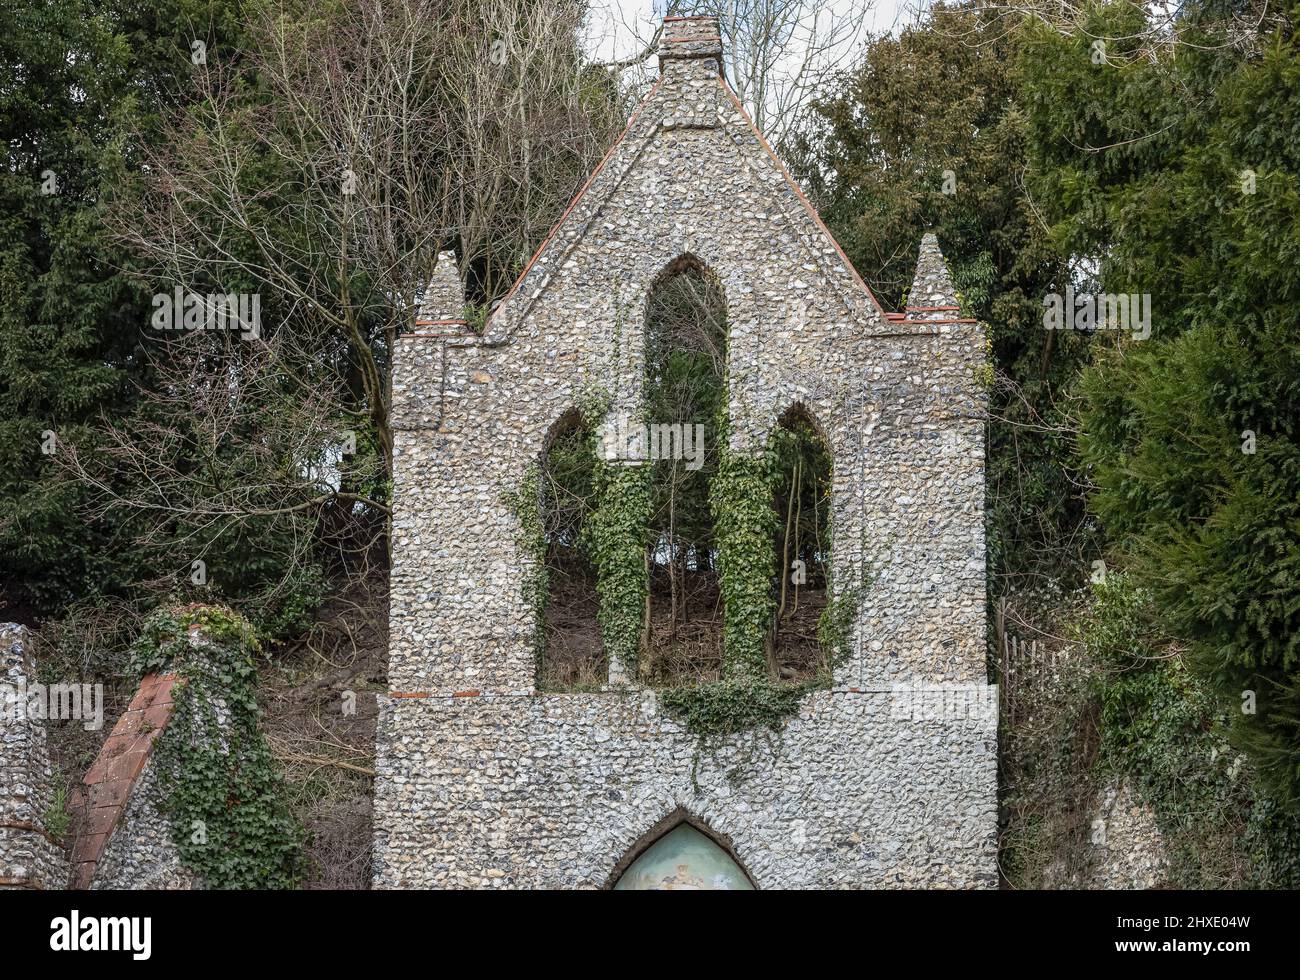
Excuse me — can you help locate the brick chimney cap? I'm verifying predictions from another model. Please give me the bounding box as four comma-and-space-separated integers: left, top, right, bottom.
659, 14, 723, 62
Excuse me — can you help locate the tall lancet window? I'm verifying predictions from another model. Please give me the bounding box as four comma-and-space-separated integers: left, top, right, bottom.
642, 255, 728, 686
769, 404, 833, 682
537, 409, 604, 689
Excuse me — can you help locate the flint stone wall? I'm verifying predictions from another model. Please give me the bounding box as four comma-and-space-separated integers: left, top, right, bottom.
87, 660, 231, 890
376, 15, 995, 888
90, 759, 197, 890
374, 689, 997, 889
388, 68, 986, 697
0, 623, 69, 890
78, 632, 229, 890
1044, 778, 1167, 890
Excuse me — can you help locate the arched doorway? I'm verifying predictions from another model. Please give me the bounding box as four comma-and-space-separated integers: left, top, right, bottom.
612, 820, 754, 890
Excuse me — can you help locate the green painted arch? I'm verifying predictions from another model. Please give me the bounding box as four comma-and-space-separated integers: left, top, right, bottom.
611, 819, 755, 890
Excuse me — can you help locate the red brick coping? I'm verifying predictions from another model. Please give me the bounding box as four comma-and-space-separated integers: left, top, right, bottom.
68, 673, 180, 889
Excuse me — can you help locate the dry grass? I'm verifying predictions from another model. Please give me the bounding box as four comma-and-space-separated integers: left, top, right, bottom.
538, 566, 606, 690
640, 570, 723, 688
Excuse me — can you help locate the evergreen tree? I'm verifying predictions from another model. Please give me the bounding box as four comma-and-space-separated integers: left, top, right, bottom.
1019, 2, 1300, 806
789, 2, 1091, 588
0, 0, 246, 617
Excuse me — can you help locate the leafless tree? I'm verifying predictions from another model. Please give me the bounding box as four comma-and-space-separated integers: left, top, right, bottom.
115, 0, 622, 460
69, 0, 626, 617
622, 0, 877, 143
442, 0, 629, 300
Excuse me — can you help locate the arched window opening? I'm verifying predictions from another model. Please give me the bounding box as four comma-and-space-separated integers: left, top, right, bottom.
612, 822, 754, 890
538, 410, 604, 690
769, 405, 833, 682
642, 255, 727, 686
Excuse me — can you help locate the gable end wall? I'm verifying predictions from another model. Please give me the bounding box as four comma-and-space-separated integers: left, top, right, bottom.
377, 41, 995, 889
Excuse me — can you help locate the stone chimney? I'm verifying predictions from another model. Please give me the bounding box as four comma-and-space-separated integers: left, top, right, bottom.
418, 250, 466, 324
659, 15, 723, 76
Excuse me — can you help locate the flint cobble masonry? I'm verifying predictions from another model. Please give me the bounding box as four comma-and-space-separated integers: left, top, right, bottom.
376, 14, 996, 889
0, 624, 68, 890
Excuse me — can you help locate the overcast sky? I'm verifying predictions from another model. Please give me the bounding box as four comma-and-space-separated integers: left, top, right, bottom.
582, 0, 920, 64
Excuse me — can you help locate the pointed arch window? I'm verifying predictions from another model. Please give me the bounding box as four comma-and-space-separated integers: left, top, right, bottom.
612, 822, 754, 890
769, 404, 833, 682
642, 254, 728, 685
537, 409, 604, 689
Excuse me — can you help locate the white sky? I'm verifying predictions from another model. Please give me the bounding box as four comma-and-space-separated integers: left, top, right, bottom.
582, 0, 919, 64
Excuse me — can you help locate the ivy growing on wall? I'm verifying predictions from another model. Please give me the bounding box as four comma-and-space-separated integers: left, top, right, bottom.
584, 457, 650, 679
504, 462, 550, 677
1078, 575, 1300, 887
664, 413, 862, 740
128, 605, 304, 889
708, 420, 776, 681
510, 390, 653, 686
509, 384, 867, 745
660, 675, 813, 740
817, 570, 865, 670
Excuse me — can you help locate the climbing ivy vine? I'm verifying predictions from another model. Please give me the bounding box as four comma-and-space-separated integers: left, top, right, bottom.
663, 413, 863, 740
708, 419, 776, 681
584, 457, 649, 679
660, 675, 812, 740
128, 605, 304, 889
817, 570, 865, 669
505, 462, 550, 678
510, 389, 651, 685
511, 385, 869, 746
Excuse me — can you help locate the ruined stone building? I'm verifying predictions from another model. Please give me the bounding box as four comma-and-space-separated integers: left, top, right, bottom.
0, 622, 204, 891
0, 14, 995, 893
374, 15, 996, 888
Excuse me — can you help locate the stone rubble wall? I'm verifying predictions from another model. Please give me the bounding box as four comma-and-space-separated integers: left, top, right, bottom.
377, 14, 995, 888
75, 670, 202, 890
374, 689, 997, 889
72, 627, 230, 890
0, 623, 69, 890
1045, 778, 1167, 890
89, 757, 197, 890
658, 14, 724, 61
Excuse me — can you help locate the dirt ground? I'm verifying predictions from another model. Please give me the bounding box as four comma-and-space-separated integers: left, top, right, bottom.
258, 571, 388, 889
